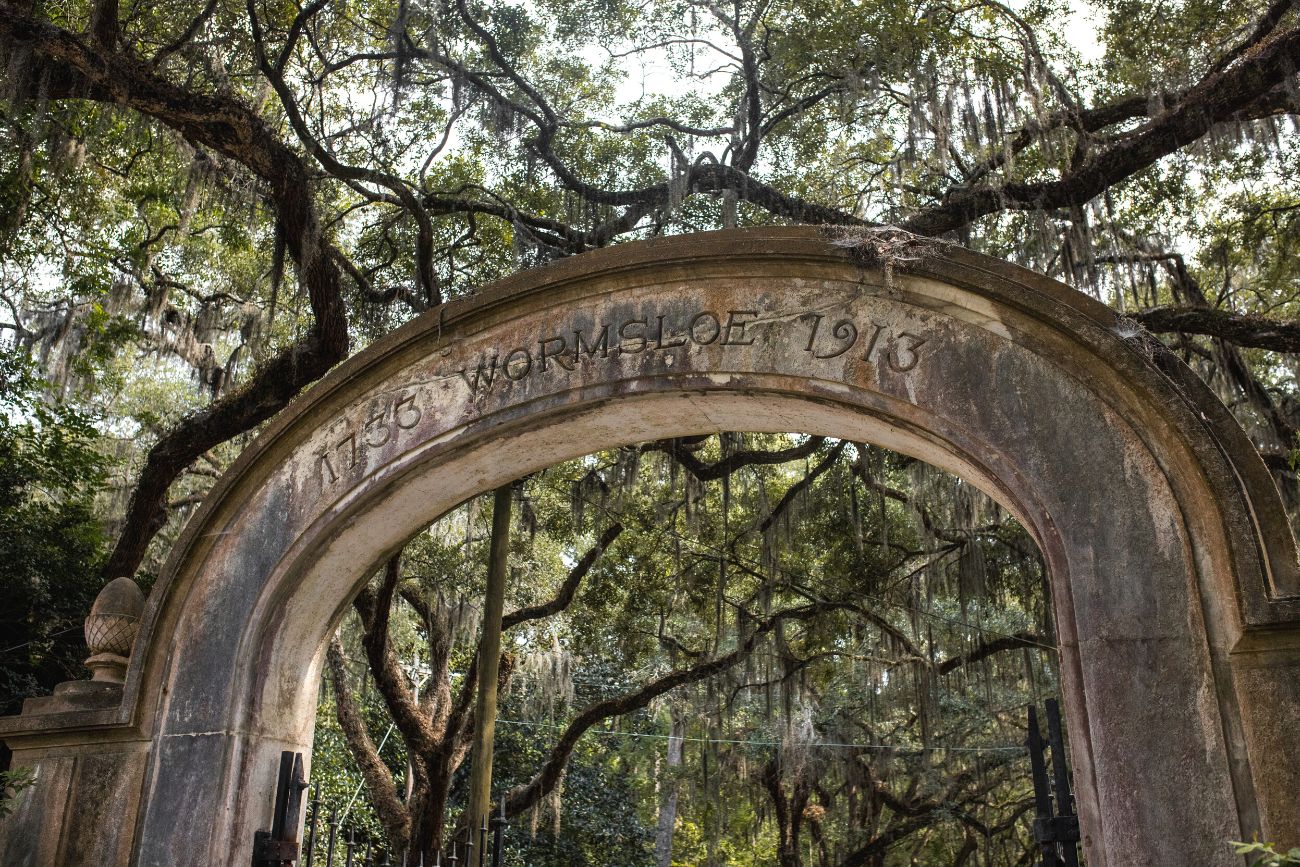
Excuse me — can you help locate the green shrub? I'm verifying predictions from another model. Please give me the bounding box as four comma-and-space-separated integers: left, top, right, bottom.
1233, 841, 1300, 866
0, 768, 35, 818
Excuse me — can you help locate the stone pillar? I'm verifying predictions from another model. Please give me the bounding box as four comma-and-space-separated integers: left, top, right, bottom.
1231, 630, 1300, 846
0, 579, 151, 867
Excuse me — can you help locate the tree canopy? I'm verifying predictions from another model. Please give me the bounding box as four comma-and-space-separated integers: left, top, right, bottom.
1, 0, 1298, 581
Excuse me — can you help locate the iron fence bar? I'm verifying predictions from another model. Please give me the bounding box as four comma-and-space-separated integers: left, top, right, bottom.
1027, 704, 1060, 867
324, 812, 338, 867
1027, 707, 1054, 802
490, 802, 505, 867
1027, 702, 1081, 867
305, 784, 320, 867
253, 751, 308, 866
271, 753, 294, 841
1044, 700, 1080, 867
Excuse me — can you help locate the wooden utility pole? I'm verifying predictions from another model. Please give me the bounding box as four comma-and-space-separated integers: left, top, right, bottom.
466, 483, 512, 843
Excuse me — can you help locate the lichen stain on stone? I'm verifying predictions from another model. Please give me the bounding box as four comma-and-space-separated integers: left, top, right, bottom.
1114, 425, 1185, 561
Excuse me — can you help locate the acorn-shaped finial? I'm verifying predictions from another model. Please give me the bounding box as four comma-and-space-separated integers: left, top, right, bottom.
83, 577, 144, 684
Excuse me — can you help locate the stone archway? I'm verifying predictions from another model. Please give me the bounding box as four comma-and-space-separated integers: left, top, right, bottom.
2, 227, 1298, 866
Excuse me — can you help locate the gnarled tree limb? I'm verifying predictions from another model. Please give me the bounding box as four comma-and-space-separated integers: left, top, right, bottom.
0, 5, 352, 580
1132, 305, 1300, 353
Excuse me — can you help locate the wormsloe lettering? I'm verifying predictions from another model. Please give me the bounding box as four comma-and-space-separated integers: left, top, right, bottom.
455, 306, 928, 397
314, 302, 930, 489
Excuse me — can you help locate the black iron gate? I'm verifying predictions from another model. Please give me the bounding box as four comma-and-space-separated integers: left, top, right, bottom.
1027, 699, 1081, 867
252, 751, 508, 867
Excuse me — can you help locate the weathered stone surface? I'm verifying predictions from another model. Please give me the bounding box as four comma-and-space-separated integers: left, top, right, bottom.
1228, 632, 1300, 842
0, 745, 146, 867
1, 227, 1296, 865
0, 754, 74, 866
59, 748, 147, 866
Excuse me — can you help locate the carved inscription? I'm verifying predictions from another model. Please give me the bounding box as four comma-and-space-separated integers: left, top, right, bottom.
316, 304, 930, 487
317, 390, 422, 485
453, 308, 926, 397
802, 314, 927, 371
455, 310, 761, 395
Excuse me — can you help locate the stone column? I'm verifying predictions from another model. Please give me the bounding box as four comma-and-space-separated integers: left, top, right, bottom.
0, 578, 151, 867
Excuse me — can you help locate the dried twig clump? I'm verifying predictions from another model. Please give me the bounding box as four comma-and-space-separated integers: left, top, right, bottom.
824, 226, 944, 291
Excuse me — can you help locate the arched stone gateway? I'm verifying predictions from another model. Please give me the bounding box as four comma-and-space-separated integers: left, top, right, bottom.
2, 227, 1298, 866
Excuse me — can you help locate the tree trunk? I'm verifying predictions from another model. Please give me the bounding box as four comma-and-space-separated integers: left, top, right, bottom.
654, 712, 685, 867
404, 762, 439, 863
465, 484, 512, 844
763, 757, 807, 867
